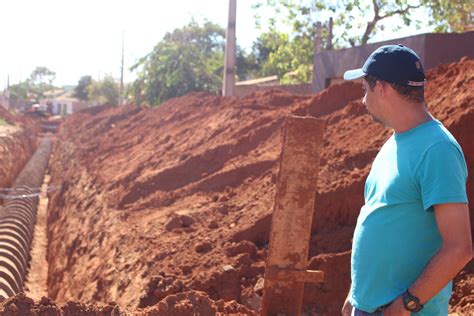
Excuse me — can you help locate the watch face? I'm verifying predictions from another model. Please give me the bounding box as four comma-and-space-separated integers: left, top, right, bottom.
407, 301, 417, 309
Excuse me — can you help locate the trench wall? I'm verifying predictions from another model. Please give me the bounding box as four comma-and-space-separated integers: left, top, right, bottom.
0, 128, 37, 190
0, 138, 52, 300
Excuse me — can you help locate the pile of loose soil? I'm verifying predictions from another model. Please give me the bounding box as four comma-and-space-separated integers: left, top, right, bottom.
45, 57, 473, 314
0, 107, 16, 125
0, 106, 40, 129
0, 291, 255, 315
0, 293, 124, 315
0, 109, 38, 192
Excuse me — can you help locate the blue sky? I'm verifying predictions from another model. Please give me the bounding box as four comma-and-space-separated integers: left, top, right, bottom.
0, 0, 434, 89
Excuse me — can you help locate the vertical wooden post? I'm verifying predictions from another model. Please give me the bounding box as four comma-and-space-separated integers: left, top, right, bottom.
261, 116, 326, 316
223, 0, 236, 96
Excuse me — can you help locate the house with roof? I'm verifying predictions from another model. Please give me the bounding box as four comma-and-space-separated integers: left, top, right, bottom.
40, 90, 90, 116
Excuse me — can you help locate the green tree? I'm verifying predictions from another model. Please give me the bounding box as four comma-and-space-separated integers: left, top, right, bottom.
130, 20, 225, 105
255, 0, 472, 47
29, 66, 56, 86
236, 47, 259, 81
87, 75, 119, 106
74, 75, 92, 101
8, 83, 28, 103
427, 0, 473, 32
251, 0, 472, 82
7, 67, 58, 106
24, 66, 56, 99
250, 30, 313, 83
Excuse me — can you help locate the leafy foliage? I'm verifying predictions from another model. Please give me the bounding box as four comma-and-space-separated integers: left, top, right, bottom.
255, 0, 472, 47
87, 75, 119, 106
8, 66, 56, 102
251, 30, 314, 83
29, 66, 56, 86
74, 75, 93, 101
8, 83, 29, 102
251, 0, 473, 82
130, 20, 226, 105
27, 66, 56, 98
425, 0, 473, 32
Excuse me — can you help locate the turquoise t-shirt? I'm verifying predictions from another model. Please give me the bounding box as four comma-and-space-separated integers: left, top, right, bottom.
350, 119, 468, 315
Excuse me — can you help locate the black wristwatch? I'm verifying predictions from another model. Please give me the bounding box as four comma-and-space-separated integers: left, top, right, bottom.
401, 290, 424, 313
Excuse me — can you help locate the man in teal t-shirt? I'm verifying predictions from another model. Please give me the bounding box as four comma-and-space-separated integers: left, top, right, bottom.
341, 45, 472, 316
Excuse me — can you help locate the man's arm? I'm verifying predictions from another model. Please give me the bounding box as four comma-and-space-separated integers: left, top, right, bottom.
410, 203, 472, 302
384, 203, 472, 315
341, 288, 352, 316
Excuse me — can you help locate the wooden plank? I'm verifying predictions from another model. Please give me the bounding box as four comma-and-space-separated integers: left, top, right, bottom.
265, 267, 324, 283
261, 116, 326, 316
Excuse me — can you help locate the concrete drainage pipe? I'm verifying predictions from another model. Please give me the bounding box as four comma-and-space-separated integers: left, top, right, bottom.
0, 138, 52, 300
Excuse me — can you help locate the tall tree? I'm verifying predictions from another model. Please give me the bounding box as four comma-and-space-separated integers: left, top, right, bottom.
427, 0, 473, 32
251, 0, 473, 82
8, 83, 28, 103
29, 66, 56, 86
255, 0, 473, 47
251, 30, 314, 83
87, 75, 119, 106
130, 20, 226, 105
74, 75, 93, 101
25, 66, 56, 99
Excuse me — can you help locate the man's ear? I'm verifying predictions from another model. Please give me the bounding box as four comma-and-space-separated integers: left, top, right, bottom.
376, 80, 385, 97
376, 80, 392, 97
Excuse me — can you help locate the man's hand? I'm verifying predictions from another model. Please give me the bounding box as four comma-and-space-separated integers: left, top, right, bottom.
383, 297, 409, 316
341, 298, 352, 316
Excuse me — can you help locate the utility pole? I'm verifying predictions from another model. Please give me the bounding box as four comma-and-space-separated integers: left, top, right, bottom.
6, 75, 10, 110
314, 21, 322, 54
327, 17, 333, 50
120, 30, 124, 106
222, 0, 236, 97
1, 78, 4, 110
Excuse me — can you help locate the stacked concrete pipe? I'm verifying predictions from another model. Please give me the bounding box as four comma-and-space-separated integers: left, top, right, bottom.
0, 138, 52, 300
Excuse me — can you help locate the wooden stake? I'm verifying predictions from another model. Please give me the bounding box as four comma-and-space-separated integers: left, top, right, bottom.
261, 116, 326, 316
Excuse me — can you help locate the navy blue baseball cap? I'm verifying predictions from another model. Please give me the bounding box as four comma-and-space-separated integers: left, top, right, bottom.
343, 44, 425, 87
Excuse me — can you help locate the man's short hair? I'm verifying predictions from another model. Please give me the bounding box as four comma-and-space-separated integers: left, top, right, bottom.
364, 75, 425, 103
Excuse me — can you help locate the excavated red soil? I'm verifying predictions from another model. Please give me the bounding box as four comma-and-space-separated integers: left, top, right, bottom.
0, 107, 16, 125
0, 293, 124, 315
0, 108, 37, 192
0, 291, 255, 315
43, 57, 473, 314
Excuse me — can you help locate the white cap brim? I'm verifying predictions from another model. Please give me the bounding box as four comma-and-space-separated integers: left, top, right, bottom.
343, 68, 366, 81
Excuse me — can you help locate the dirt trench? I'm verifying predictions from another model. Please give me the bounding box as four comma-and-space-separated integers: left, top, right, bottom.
0, 138, 52, 299
0, 57, 473, 314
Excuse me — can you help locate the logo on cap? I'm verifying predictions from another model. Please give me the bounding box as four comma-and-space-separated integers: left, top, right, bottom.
343, 44, 426, 87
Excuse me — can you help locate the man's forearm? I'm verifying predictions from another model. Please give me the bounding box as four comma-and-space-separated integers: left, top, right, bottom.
408, 245, 471, 304
342, 287, 353, 315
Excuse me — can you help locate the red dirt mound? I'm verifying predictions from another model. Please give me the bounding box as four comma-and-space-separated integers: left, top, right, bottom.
0, 291, 255, 315
0, 106, 40, 130
0, 293, 124, 315
138, 290, 256, 314
46, 58, 473, 314
0, 107, 16, 125
0, 108, 38, 192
